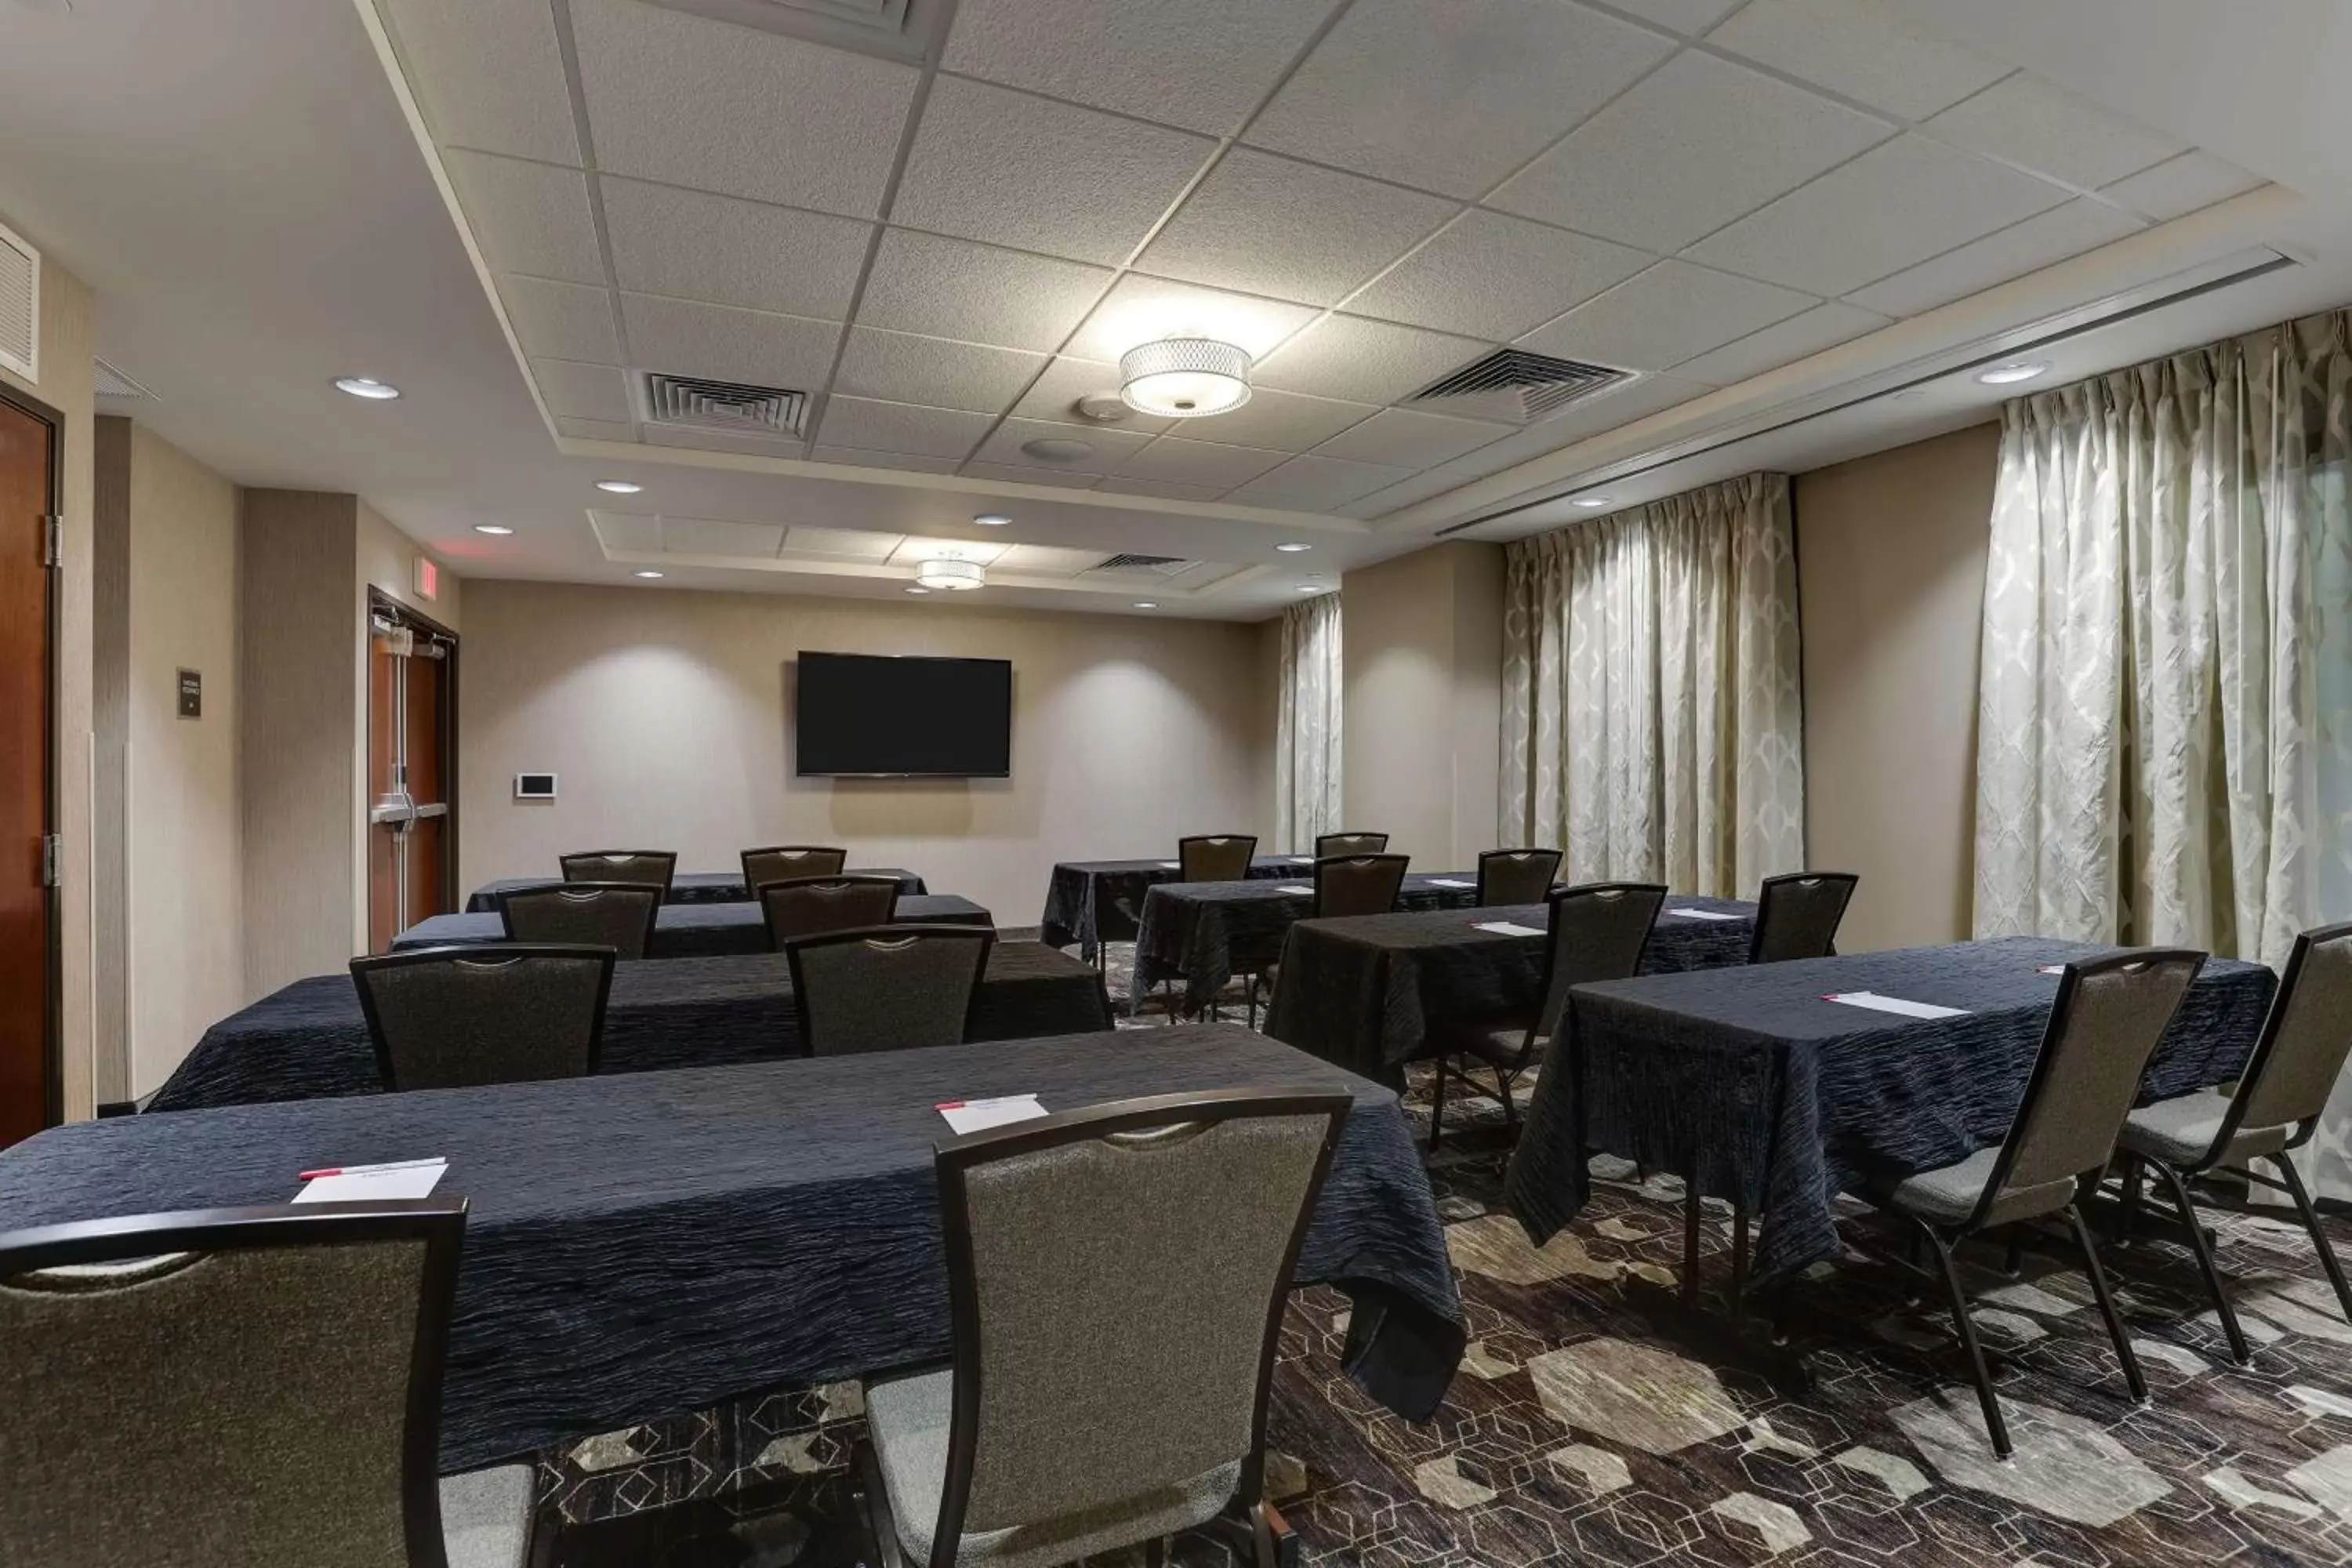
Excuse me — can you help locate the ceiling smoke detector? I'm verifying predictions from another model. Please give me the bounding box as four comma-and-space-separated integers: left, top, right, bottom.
915, 558, 985, 591
1120, 338, 1251, 419
1021, 437, 1094, 464
1073, 393, 1134, 424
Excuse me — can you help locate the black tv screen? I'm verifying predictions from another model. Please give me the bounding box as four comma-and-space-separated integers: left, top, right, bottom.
795, 652, 1013, 778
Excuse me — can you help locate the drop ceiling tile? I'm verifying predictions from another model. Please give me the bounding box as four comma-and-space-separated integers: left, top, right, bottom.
601, 179, 872, 320
1252, 315, 1490, 405
814, 397, 994, 460
991, 543, 1113, 576
1115, 436, 1291, 488
1065, 275, 1319, 362
591, 511, 662, 552
1601, 0, 1744, 33
1101, 477, 1230, 502
619, 293, 842, 387
443, 151, 603, 285
1174, 389, 1379, 452
1686, 134, 2072, 296
1707, 0, 2010, 120
892, 77, 1213, 266
970, 416, 1157, 474
1845, 198, 2146, 317
889, 535, 1009, 565
942, 0, 1341, 136
1011, 357, 1174, 432
1245, 0, 1674, 198
532, 358, 633, 423
665, 517, 785, 557
958, 461, 1105, 491
1926, 74, 2182, 191
856, 230, 1113, 351
1137, 150, 1454, 307
383, 0, 581, 164
641, 424, 804, 459
2100, 151, 2266, 222
1516, 260, 1814, 372
566, 0, 917, 217
784, 525, 903, 560
833, 328, 1046, 415
1490, 52, 1893, 254
807, 446, 961, 474
500, 275, 621, 363
1312, 406, 1512, 467
557, 416, 636, 442
1229, 454, 1416, 508
1669, 300, 1890, 385
1345, 210, 1651, 341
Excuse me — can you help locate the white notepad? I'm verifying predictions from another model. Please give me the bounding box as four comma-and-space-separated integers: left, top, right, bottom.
1822, 991, 1968, 1020
295, 1158, 447, 1204
1668, 907, 1743, 920
1275, 884, 1314, 895
937, 1095, 1047, 1135
1428, 878, 1475, 889
2038, 964, 2066, 975
1474, 920, 1546, 938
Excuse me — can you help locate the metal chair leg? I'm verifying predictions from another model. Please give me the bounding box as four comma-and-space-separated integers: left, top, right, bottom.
1493, 1066, 1519, 1128
2065, 1202, 2149, 1403
2148, 1160, 2249, 1364
1427, 1059, 1449, 1152
2118, 1153, 2143, 1242
1920, 1221, 2009, 1459
2273, 1152, 2352, 1320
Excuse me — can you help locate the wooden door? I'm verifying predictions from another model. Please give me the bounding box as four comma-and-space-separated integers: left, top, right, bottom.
365, 597, 456, 951
0, 393, 56, 1148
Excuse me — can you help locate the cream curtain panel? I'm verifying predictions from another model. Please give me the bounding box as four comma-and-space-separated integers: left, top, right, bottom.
1498, 471, 1806, 895
1274, 590, 1344, 855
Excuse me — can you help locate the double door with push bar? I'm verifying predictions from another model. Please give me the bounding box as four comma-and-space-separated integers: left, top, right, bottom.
367, 592, 457, 952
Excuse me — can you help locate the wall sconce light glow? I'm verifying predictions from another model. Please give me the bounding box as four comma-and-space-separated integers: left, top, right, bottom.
633, 569, 665, 579
914, 558, 986, 591
1275, 542, 1312, 553
972, 513, 1012, 527
474, 524, 514, 535
1120, 338, 1252, 419
596, 480, 644, 495
1975, 361, 2049, 386
1570, 496, 1609, 510
334, 376, 401, 400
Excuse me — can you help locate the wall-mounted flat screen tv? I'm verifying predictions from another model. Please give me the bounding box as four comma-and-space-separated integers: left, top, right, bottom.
795, 652, 1013, 778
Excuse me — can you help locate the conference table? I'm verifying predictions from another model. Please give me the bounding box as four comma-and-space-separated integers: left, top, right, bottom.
1040, 855, 1318, 959
0, 1027, 1466, 1470
146, 944, 1112, 1112
393, 895, 993, 958
1504, 937, 2278, 1287
1265, 897, 1757, 1078
463, 867, 928, 912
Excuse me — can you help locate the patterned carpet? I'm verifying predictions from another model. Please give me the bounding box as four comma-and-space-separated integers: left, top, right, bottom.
541, 944, 2352, 1566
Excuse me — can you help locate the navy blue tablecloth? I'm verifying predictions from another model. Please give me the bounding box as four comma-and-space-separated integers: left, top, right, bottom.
395, 895, 992, 958
1040, 856, 1313, 956
1133, 874, 1489, 1016
147, 944, 1111, 1112
465, 868, 927, 913
1504, 937, 2278, 1283
0, 1028, 1465, 1468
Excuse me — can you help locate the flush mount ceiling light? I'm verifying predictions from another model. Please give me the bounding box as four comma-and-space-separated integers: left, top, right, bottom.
474, 524, 514, 535
334, 376, 401, 400
1120, 338, 1252, 419
1570, 496, 1610, 510
1275, 542, 1312, 553
633, 569, 665, 579
915, 558, 985, 591
596, 479, 644, 494
1976, 361, 2050, 386
972, 513, 1012, 527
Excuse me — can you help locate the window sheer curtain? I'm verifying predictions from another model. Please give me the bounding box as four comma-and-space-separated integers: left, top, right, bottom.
1274, 590, 1343, 854
1498, 471, 1806, 896
1973, 308, 2352, 1192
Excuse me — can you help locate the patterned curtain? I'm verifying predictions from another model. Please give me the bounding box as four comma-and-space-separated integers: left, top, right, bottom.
1497, 471, 1806, 896
1275, 590, 1343, 855
1973, 307, 2352, 1192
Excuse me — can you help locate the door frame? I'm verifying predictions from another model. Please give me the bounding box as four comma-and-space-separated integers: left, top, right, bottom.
365, 588, 459, 939
0, 376, 62, 1131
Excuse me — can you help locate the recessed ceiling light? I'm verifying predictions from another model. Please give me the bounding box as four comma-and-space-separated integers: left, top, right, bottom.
633, 570, 664, 579
1976, 361, 2050, 386
1021, 437, 1094, 464
972, 513, 1012, 527
1121, 338, 1253, 419
333, 376, 401, 401
1297, 583, 1322, 594
474, 524, 514, 535
1275, 542, 1312, 553
906, 586, 931, 595
596, 479, 644, 495
1570, 496, 1609, 510
1133, 601, 1159, 609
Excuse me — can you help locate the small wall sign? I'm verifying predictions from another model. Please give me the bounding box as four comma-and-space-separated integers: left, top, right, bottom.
176, 669, 201, 720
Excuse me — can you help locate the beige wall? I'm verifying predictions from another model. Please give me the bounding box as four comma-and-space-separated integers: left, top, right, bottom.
1340, 543, 1504, 869
1795, 422, 1998, 950
457, 580, 1269, 922
92, 418, 130, 1102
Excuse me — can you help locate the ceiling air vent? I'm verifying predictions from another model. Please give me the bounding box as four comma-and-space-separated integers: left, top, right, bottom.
0, 219, 36, 382
640, 372, 808, 437
1406, 348, 1633, 426
1089, 553, 1195, 577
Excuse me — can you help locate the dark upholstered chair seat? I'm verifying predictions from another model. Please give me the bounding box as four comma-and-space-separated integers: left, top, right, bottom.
441, 1464, 536, 1567
2119, 1090, 2292, 1167
1881, 1145, 2077, 1228
1439, 1025, 1546, 1070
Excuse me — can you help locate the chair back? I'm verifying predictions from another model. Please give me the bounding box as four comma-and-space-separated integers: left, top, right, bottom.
1178, 833, 1257, 882
786, 925, 995, 1055
927, 1091, 1349, 1554
1748, 871, 1858, 963
497, 881, 660, 960
742, 844, 849, 889
759, 874, 902, 947
353, 944, 613, 1091
0, 1201, 466, 1568
558, 850, 677, 898
1532, 883, 1666, 1040
1312, 854, 1410, 919
1477, 848, 1563, 908
1973, 948, 2204, 1225
1314, 831, 1388, 858
2223, 920, 2352, 1142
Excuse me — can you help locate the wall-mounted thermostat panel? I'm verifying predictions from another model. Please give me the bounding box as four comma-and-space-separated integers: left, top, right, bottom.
514, 772, 557, 800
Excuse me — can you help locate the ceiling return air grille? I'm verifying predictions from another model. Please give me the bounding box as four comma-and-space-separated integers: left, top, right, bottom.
1087, 553, 1196, 577
640, 372, 808, 437
1406, 347, 1633, 426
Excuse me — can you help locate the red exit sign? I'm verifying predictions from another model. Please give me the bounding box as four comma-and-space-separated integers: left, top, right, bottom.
414, 556, 439, 601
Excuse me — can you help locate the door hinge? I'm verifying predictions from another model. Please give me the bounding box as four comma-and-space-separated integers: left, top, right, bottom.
41, 833, 61, 888
39, 514, 62, 569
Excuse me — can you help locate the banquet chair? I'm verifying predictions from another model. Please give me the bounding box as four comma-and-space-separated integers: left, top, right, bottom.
1315, 831, 1389, 858
760, 874, 903, 948
1866, 948, 2204, 1459
1748, 871, 1858, 963
786, 925, 995, 1055
2110, 920, 2352, 1363
354, 944, 613, 1091
1475, 848, 1563, 908
498, 881, 661, 960
1178, 833, 1257, 881
1247, 855, 1411, 1029
0, 1200, 533, 1568
742, 844, 849, 889
559, 849, 677, 900
855, 1089, 1349, 1568
1421, 882, 1664, 1151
